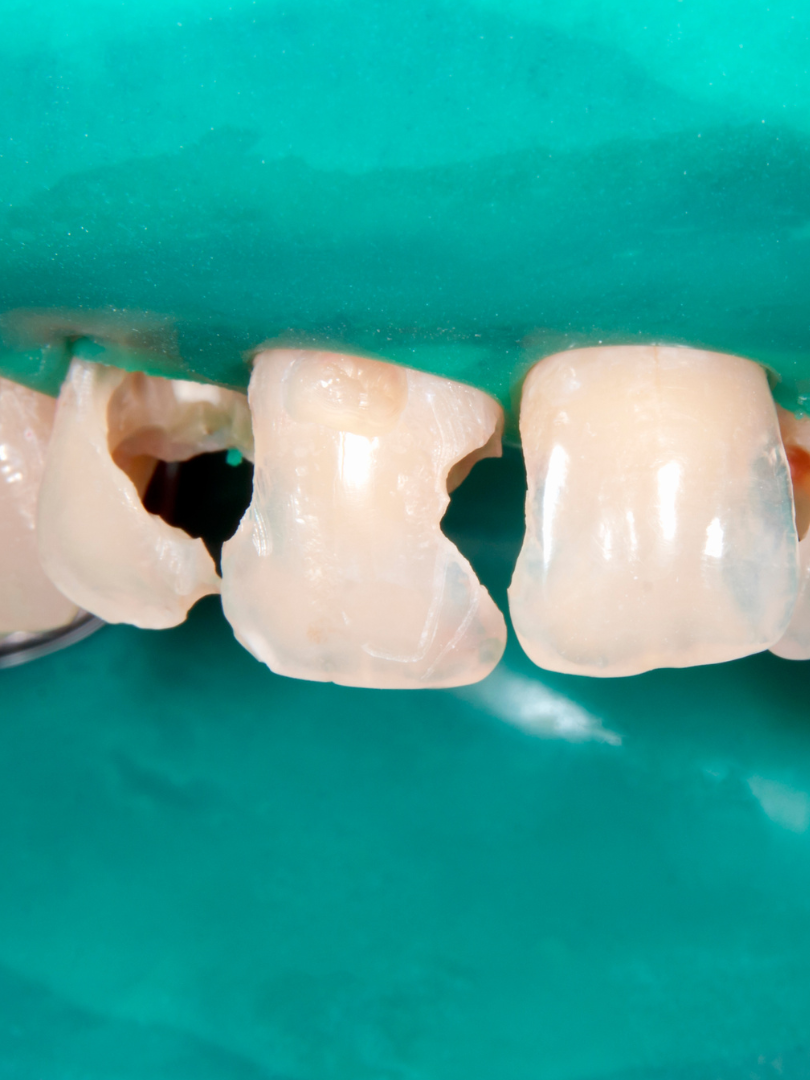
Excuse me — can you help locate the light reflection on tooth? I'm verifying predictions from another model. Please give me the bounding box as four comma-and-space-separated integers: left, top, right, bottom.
508, 345, 799, 677
0, 377, 78, 633
656, 460, 681, 542
221, 349, 507, 688
704, 518, 724, 559
770, 407, 810, 660
37, 360, 252, 629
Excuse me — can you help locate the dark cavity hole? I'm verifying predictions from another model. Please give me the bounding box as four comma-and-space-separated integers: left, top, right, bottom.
143, 452, 254, 574
440, 444, 527, 608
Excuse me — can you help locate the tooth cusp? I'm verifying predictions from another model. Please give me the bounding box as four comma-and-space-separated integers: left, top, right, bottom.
221, 349, 507, 688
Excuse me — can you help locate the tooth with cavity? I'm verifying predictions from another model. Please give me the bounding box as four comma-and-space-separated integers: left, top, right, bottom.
220, 349, 507, 688
770, 406, 810, 660
0, 377, 79, 633
508, 345, 798, 677
37, 360, 253, 629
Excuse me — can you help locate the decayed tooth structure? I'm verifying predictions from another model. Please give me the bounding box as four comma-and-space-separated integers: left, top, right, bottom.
770, 407, 810, 660
221, 349, 507, 688
508, 345, 798, 677
37, 360, 252, 629
0, 377, 78, 633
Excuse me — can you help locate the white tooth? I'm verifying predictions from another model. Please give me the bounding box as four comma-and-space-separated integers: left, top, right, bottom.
0, 377, 78, 633
221, 349, 507, 688
37, 360, 252, 629
770, 406, 810, 660
508, 345, 798, 677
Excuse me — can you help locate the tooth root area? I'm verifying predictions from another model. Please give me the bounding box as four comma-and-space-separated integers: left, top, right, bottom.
770, 407, 810, 660
508, 345, 799, 677
36, 360, 248, 630
0, 377, 79, 633
221, 349, 507, 688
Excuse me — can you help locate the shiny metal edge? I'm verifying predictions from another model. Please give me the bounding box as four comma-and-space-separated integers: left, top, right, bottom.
0, 612, 105, 670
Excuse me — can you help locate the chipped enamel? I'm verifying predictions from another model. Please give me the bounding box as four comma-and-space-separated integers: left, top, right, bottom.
508, 345, 799, 677
37, 360, 252, 629
221, 349, 507, 688
0, 377, 79, 633
770, 407, 810, 660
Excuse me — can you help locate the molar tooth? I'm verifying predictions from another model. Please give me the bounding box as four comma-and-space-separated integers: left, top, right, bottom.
508, 345, 798, 677
220, 350, 507, 688
0, 377, 78, 633
37, 360, 252, 629
770, 407, 810, 660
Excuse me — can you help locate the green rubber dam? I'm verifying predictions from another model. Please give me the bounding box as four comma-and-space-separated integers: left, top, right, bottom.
1, 2, 809, 1077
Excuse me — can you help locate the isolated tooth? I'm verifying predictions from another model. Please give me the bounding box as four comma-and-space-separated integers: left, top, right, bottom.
37, 360, 252, 629
0, 377, 78, 633
508, 345, 798, 677
770, 406, 810, 660
221, 349, 507, 688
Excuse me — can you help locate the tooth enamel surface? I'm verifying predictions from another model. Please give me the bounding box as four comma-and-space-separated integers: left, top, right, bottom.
508, 345, 798, 677
770, 406, 810, 660
0, 377, 79, 633
37, 360, 251, 629
220, 349, 507, 688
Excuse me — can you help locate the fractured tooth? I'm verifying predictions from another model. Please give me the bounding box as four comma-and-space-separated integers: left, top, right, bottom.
508, 345, 798, 677
770, 406, 810, 660
220, 349, 507, 688
0, 377, 78, 633
37, 360, 252, 629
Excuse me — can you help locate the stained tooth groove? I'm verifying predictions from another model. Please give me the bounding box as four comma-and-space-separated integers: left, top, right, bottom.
508, 345, 799, 677
770, 407, 810, 660
0, 377, 78, 633
37, 360, 252, 629
221, 349, 507, 688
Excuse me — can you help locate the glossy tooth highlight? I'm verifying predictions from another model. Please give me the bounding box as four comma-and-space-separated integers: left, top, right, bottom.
221, 349, 507, 688
508, 345, 799, 677
0, 377, 78, 633
770, 406, 810, 660
37, 359, 252, 629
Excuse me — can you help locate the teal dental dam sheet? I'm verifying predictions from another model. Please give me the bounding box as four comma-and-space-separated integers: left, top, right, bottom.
1, 0, 810, 1076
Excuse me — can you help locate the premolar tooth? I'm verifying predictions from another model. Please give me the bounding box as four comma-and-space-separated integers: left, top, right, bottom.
37, 360, 252, 629
508, 345, 798, 677
770, 406, 810, 660
221, 349, 507, 688
0, 377, 78, 633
